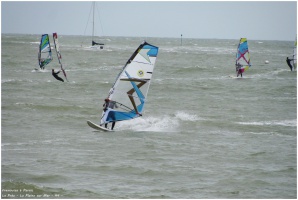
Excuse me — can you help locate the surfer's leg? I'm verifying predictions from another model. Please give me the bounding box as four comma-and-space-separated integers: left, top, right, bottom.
287, 61, 293, 71
54, 76, 64, 82
58, 77, 64, 82
53, 75, 64, 82
111, 122, 116, 130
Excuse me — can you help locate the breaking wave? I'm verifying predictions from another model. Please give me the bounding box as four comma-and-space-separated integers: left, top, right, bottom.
236, 119, 297, 127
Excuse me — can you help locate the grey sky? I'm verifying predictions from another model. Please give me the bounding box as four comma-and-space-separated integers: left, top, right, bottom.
1, 1, 297, 41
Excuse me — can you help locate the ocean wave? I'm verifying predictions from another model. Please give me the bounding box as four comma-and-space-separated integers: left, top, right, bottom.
2, 79, 17, 83
31, 69, 50, 73
30, 41, 40, 45
2, 79, 34, 83
236, 119, 296, 127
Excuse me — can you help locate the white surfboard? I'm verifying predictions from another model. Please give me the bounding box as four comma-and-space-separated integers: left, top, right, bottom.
87, 120, 114, 132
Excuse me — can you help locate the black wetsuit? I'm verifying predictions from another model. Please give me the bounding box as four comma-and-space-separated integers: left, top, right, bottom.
52, 71, 64, 82
286, 57, 293, 71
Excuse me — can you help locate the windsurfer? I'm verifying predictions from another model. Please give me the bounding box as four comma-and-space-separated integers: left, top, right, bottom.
52, 69, 64, 82
39, 58, 45, 69
103, 98, 117, 130
286, 57, 293, 71
236, 63, 243, 77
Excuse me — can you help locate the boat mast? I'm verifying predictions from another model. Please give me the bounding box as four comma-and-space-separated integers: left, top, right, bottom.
90, 1, 104, 48
92, 2, 95, 45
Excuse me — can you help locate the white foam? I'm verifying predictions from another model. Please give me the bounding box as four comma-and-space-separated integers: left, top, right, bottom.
174, 111, 200, 122
237, 119, 297, 127
117, 115, 179, 132
31, 69, 49, 73
2, 79, 33, 83
2, 79, 15, 83
115, 111, 201, 132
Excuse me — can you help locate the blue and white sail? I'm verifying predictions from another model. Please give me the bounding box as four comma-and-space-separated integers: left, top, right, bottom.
100, 41, 159, 125
38, 34, 53, 69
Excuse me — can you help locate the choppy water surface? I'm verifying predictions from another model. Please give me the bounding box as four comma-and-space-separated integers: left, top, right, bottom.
1, 34, 297, 198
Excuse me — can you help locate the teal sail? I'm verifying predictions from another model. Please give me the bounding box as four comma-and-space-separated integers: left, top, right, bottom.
38, 34, 53, 69
100, 41, 159, 125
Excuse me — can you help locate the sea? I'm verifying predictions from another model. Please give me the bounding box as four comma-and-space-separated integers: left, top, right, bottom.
1, 34, 297, 199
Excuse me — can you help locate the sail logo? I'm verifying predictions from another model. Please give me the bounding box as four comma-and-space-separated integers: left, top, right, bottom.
137, 70, 144, 77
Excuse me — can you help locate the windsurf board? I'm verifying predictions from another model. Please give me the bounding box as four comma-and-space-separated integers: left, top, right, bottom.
87, 120, 114, 132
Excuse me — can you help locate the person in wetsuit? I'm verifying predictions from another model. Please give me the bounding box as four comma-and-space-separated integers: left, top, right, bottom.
286, 57, 293, 71
103, 98, 116, 130
236, 63, 243, 77
52, 69, 64, 82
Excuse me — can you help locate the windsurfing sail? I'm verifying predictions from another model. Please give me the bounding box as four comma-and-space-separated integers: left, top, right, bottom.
236, 38, 251, 77
53, 33, 68, 81
100, 41, 159, 126
293, 35, 297, 70
38, 34, 53, 69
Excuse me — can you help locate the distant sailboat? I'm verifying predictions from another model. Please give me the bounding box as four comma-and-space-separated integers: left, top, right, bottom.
53, 33, 68, 81
87, 41, 159, 131
235, 38, 251, 77
84, 2, 104, 49
38, 34, 53, 69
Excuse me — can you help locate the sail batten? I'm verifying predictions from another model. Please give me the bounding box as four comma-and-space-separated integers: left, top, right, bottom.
38, 34, 53, 69
100, 41, 159, 125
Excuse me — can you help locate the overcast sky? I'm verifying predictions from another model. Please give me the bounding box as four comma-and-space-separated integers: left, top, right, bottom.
1, 1, 297, 41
